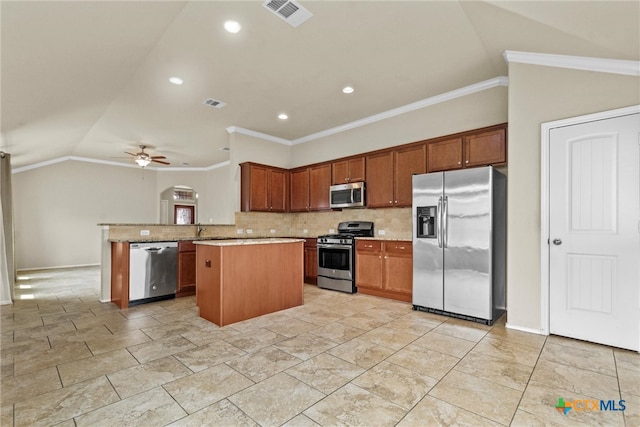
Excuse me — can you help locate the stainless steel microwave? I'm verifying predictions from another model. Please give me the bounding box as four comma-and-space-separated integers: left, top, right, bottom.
330, 182, 365, 208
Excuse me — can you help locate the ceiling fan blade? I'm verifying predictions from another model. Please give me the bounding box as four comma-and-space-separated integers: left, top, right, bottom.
150, 155, 167, 160
124, 152, 137, 156
152, 159, 170, 165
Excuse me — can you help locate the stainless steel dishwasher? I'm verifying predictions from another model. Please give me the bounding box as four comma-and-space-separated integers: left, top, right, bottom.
129, 241, 178, 305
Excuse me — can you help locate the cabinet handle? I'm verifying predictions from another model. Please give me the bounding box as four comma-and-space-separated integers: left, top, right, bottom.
465, 160, 469, 164
457, 161, 461, 165
398, 246, 405, 250
389, 201, 392, 204
364, 244, 373, 248
394, 200, 397, 203
384, 256, 388, 259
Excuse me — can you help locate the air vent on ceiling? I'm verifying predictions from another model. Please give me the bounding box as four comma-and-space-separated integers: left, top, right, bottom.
203, 98, 227, 108
263, 0, 312, 28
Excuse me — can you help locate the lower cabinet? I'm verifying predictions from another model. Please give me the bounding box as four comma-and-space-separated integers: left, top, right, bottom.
304, 239, 318, 284
355, 240, 412, 302
177, 241, 196, 297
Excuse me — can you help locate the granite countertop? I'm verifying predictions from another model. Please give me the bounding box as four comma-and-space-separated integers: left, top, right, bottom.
110, 237, 230, 243
195, 238, 306, 246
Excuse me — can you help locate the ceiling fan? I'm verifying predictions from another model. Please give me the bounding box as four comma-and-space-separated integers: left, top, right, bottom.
125, 145, 170, 167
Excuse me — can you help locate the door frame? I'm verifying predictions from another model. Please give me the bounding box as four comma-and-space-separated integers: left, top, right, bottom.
540, 104, 640, 336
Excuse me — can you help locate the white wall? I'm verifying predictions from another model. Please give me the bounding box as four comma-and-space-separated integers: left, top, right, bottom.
506, 64, 640, 332
13, 160, 157, 269
12, 160, 237, 269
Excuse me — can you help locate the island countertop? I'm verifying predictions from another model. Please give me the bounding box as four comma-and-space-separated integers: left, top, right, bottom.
194, 238, 305, 246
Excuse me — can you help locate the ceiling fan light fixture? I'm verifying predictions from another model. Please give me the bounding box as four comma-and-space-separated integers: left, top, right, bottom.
169, 77, 183, 85
224, 20, 241, 33
135, 158, 151, 167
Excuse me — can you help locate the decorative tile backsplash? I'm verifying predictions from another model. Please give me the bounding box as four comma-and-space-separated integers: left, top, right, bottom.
107, 208, 412, 241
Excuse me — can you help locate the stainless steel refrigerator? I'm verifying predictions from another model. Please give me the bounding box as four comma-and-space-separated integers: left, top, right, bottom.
412, 166, 506, 325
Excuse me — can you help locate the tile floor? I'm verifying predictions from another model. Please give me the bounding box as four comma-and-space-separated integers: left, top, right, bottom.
1, 266, 638, 426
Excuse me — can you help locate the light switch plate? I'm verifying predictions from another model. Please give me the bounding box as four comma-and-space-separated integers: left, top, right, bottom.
270, 229, 276, 234
140, 230, 150, 236
246, 229, 253, 234
378, 230, 386, 235
329, 229, 335, 234
237, 229, 243, 234
303, 229, 308, 234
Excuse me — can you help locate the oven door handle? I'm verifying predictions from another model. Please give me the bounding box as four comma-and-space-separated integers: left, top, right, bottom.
317, 243, 352, 250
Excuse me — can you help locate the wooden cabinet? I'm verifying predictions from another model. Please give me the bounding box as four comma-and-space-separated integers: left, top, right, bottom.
355, 240, 412, 302
240, 162, 289, 212
309, 163, 331, 210
177, 241, 196, 297
290, 168, 309, 212
366, 144, 426, 208
290, 163, 331, 212
427, 127, 506, 172
304, 239, 318, 284
332, 157, 365, 184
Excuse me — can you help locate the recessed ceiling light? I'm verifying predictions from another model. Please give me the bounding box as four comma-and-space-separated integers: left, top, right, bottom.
278, 113, 288, 120
169, 77, 183, 85
342, 86, 354, 94
224, 20, 241, 33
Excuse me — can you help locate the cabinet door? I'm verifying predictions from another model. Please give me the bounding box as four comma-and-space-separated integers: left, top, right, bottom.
309, 163, 331, 210
269, 168, 288, 212
366, 151, 394, 208
331, 160, 349, 184
178, 251, 196, 292
347, 157, 366, 182
394, 144, 426, 207
427, 138, 463, 172
290, 168, 310, 212
246, 164, 270, 211
304, 245, 318, 284
464, 128, 506, 168
355, 242, 384, 290
383, 242, 413, 295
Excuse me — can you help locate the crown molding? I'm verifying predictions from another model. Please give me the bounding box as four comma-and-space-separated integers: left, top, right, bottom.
12, 156, 230, 174
291, 76, 508, 145
503, 50, 640, 76
226, 126, 292, 146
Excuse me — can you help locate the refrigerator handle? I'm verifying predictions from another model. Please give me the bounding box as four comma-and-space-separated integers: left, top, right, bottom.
443, 195, 449, 248
437, 197, 443, 248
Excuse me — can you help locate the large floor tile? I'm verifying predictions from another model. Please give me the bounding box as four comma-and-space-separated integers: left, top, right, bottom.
540, 341, 616, 376
285, 353, 365, 394
229, 372, 325, 426
74, 386, 186, 426
386, 344, 459, 379
358, 325, 421, 350
223, 327, 288, 353
107, 356, 193, 399
397, 395, 502, 427
351, 360, 437, 410
57, 348, 139, 386
225, 346, 303, 382
127, 334, 197, 364
455, 350, 534, 392
472, 335, 543, 367
13, 376, 119, 427
304, 383, 407, 427
412, 330, 476, 358
166, 399, 258, 427
274, 332, 338, 360
0, 366, 62, 405
309, 321, 367, 343
432, 319, 490, 342
328, 337, 396, 369
84, 329, 151, 355
13, 342, 92, 376
173, 339, 246, 372
529, 359, 620, 398
163, 364, 254, 414
429, 370, 522, 425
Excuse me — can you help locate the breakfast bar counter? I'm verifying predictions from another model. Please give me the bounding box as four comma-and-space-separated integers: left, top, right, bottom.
194, 238, 305, 326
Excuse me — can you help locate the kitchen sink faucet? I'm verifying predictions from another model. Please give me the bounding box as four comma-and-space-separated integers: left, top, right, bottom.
196, 223, 206, 237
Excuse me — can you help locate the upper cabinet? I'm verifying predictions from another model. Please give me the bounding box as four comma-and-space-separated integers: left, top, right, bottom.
290, 163, 331, 212
427, 126, 506, 173
366, 144, 426, 208
240, 162, 288, 212
332, 157, 365, 184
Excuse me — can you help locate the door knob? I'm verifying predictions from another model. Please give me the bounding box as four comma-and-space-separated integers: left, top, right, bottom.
552, 239, 562, 245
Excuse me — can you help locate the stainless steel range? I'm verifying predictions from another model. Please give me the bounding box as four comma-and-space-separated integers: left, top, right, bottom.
317, 221, 374, 293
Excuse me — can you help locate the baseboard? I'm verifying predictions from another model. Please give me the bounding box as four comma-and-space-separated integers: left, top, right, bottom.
0, 299, 13, 305
505, 322, 547, 336
17, 263, 100, 272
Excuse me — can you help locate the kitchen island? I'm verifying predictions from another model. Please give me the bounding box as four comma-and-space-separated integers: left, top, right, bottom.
195, 238, 305, 326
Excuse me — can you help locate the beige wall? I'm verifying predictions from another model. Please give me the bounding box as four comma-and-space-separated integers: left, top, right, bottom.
13, 160, 157, 269
291, 86, 508, 167
506, 63, 640, 332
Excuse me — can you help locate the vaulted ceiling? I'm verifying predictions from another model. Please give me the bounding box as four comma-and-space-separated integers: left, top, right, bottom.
2, 1, 638, 169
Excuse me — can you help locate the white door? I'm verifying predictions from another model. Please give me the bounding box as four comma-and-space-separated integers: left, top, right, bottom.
549, 112, 640, 351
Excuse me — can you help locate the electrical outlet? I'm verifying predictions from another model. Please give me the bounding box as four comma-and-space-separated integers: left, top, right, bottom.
329, 228, 335, 234
270, 229, 276, 234
236, 228, 243, 234
378, 229, 386, 235
303, 229, 308, 234
246, 229, 253, 234
140, 230, 150, 236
